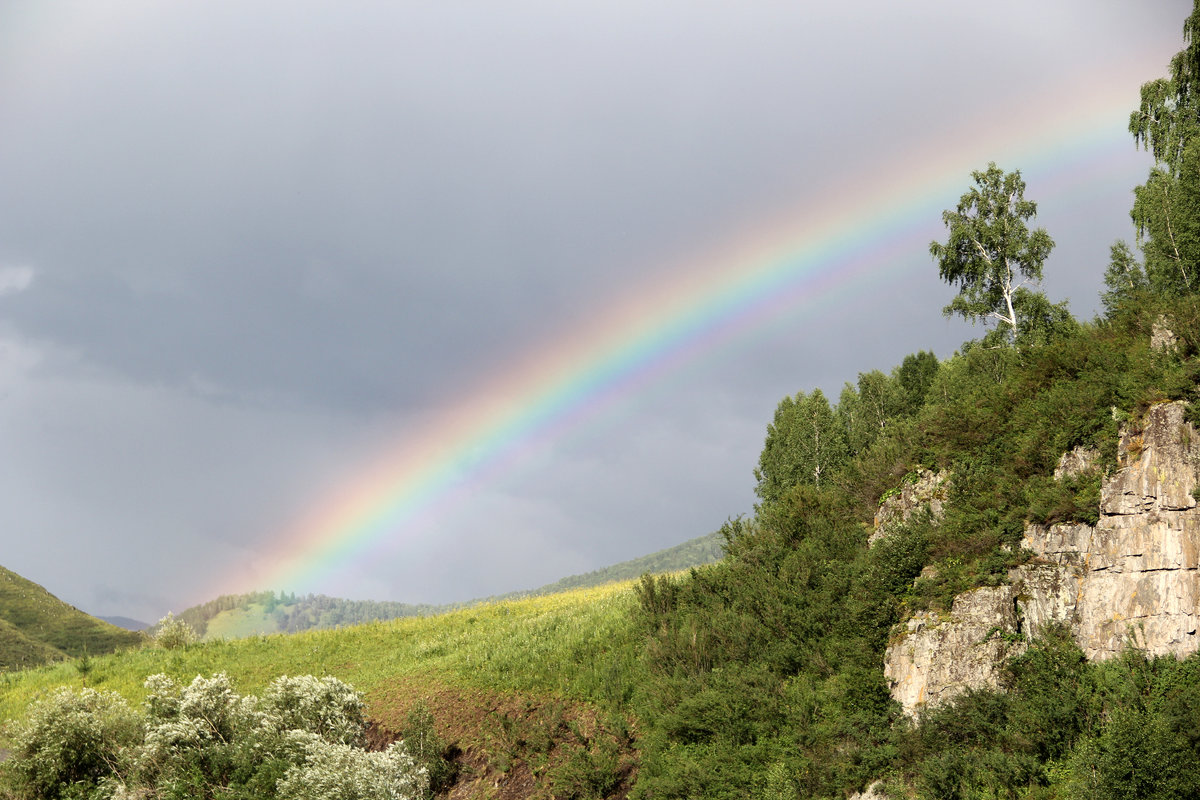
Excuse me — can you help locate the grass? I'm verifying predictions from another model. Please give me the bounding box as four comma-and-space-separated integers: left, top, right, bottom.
0, 579, 644, 725
0, 566, 144, 668
202, 602, 283, 639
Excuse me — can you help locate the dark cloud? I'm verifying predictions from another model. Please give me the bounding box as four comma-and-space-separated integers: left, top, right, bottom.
0, 0, 1192, 621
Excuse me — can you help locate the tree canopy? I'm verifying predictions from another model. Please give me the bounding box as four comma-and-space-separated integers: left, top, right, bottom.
931, 163, 1056, 343
1120, 1, 1200, 297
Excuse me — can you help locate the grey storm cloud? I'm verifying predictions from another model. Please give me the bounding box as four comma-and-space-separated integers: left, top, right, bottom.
0, 0, 1192, 621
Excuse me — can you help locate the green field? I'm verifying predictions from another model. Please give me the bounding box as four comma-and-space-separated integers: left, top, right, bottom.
0, 580, 642, 722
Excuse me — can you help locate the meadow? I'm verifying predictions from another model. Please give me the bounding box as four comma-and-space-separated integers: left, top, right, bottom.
0, 580, 643, 722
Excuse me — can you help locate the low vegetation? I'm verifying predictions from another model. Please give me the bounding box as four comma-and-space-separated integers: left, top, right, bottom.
0, 567, 144, 671
5, 672, 427, 800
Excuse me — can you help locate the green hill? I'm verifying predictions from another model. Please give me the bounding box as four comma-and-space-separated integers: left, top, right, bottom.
178, 531, 725, 641
506, 529, 725, 599
175, 590, 441, 641
0, 582, 645, 799
0, 566, 144, 669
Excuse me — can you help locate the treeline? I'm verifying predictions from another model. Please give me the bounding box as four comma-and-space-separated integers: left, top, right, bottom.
176, 591, 437, 638
623, 5, 1200, 797
271, 594, 439, 634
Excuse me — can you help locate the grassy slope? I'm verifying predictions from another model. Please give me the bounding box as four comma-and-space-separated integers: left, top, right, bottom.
202, 602, 282, 639
0, 580, 642, 721
501, 530, 724, 599
0, 566, 144, 667
184, 530, 723, 641
0, 617, 64, 671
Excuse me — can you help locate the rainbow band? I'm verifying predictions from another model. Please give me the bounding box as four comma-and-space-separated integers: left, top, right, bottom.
238, 54, 1165, 598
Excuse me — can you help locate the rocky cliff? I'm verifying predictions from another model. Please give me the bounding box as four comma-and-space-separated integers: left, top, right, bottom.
883, 401, 1200, 716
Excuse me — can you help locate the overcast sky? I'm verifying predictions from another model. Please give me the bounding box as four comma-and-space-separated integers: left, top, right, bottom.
0, 1, 1192, 623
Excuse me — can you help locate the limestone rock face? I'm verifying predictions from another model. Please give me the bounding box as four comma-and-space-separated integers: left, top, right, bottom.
884, 401, 1200, 716
1054, 445, 1100, 481
848, 781, 889, 800
1151, 315, 1178, 352
870, 470, 948, 545
1104, 401, 1199, 515
883, 586, 1022, 714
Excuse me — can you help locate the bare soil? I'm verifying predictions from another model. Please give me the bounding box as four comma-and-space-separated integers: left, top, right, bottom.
366, 676, 636, 800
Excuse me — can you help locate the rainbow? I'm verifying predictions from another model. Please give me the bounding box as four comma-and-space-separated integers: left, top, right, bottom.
226, 49, 1173, 600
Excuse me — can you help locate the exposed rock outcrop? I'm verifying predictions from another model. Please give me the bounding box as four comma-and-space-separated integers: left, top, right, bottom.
884, 401, 1200, 716
848, 781, 889, 800
883, 585, 1023, 714
1054, 445, 1100, 480
870, 469, 948, 545
1151, 315, 1178, 352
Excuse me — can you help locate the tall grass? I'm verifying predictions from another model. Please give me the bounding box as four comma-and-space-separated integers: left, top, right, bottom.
0, 580, 643, 724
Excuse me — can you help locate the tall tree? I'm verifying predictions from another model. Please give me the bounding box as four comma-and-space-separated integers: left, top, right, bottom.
931, 163, 1055, 343
1101, 240, 1149, 315
754, 389, 846, 504
1127, 1, 1200, 295
896, 351, 939, 416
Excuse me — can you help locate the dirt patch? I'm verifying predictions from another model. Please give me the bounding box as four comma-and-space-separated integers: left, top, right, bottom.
366, 676, 636, 800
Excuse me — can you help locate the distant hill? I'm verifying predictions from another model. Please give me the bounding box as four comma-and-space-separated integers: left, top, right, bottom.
176, 590, 441, 641
99, 615, 151, 631
0, 565, 145, 669
180, 530, 727, 640
507, 529, 725, 599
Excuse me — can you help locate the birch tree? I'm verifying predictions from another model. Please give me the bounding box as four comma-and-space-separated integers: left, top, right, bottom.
1125, 0, 1200, 295
754, 388, 846, 504
931, 163, 1055, 343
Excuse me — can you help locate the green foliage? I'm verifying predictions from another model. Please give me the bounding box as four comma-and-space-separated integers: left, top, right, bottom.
931, 162, 1057, 342
151, 612, 199, 650
1128, 2, 1200, 297
396, 700, 458, 797
755, 388, 847, 503
897, 350, 940, 415
633, 483, 897, 799
1103, 240, 1150, 315
3, 687, 141, 800
2, 672, 428, 800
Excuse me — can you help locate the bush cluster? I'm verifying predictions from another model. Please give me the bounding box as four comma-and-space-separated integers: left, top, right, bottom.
1, 673, 427, 800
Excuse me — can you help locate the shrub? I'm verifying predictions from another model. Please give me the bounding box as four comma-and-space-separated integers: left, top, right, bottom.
260, 674, 367, 746
397, 700, 459, 797
151, 612, 199, 650
2, 672, 431, 799
137, 673, 269, 797
2, 687, 141, 800
276, 734, 428, 800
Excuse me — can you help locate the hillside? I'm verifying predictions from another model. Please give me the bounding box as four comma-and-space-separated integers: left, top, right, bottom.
487, 529, 725, 601
174, 591, 439, 640
177, 530, 724, 641
0, 566, 144, 669
98, 616, 150, 632
0, 582, 645, 800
